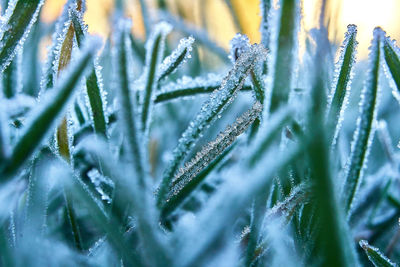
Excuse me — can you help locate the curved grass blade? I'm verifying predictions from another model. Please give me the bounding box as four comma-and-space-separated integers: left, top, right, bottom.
161, 102, 262, 216
113, 19, 146, 187
382, 35, 400, 99
326, 24, 358, 145
359, 240, 397, 267
0, 38, 99, 179
155, 74, 252, 104
157, 36, 195, 83
157, 44, 267, 207
342, 28, 383, 215
269, 0, 299, 112
70, 9, 108, 136
141, 22, 172, 134
0, 0, 44, 71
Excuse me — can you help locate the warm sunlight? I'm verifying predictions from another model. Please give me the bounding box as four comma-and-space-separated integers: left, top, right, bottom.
41, 0, 400, 57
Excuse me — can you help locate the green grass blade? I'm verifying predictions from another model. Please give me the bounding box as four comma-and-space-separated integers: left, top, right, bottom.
157, 36, 194, 83
1, 59, 19, 99
309, 28, 358, 266
141, 22, 172, 134
113, 19, 146, 187
0, 38, 99, 178
157, 44, 267, 207
0, 0, 44, 71
343, 28, 383, 215
359, 240, 398, 267
383, 36, 400, 96
269, 0, 299, 112
70, 9, 108, 136
326, 24, 358, 145
161, 102, 262, 217
155, 75, 252, 104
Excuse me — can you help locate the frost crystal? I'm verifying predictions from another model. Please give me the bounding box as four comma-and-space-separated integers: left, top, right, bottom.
229, 33, 251, 63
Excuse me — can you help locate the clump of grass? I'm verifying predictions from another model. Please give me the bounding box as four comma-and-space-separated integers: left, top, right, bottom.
0, 0, 400, 266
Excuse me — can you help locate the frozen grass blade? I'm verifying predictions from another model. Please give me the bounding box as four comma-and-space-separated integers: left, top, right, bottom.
157, 44, 267, 207
0, 38, 99, 179
326, 24, 358, 145
359, 240, 398, 267
155, 75, 252, 104
157, 36, 194, 83
342, 28, 383, 215
113, 19, 146, 187
161, 102, 262, 217
141, 22, 172, 134
306, 28, 357, 267
70, 9, 108, 136
269, 0, 299, 112
382, 36, 400, 98
0, 0, 44, 71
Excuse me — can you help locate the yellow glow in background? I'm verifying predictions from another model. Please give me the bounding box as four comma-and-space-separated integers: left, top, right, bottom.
41, 0, 400, 58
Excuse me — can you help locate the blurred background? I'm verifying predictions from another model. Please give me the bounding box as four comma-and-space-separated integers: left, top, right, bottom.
40, 0, 400, 58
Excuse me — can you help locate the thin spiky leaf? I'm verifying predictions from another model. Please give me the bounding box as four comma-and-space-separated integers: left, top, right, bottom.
155, 74, 252, 103
70, 9, 108, 136
0, 38, 99, 178
113, 19, 146, 187
0, 0, 44, 71
359, 240, 398, 267
343, 28, 383, 215
326, 24, 358, 145
141, 22, 172, 134
158, 36, 194, 83
162, 102, 262, 216
382, 36, 400, 102
269, 0, 299, 112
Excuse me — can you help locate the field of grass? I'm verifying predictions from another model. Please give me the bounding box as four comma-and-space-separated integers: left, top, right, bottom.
0, 0, 399, 266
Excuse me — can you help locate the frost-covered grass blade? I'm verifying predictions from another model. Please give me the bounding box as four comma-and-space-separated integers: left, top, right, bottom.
161, 102, 262, 217
0, 0, 44, 71
359, 240, 398, 267
382, 35, 400, 98
327, 24, 358, 145
342, 27, 383, 215
0, 38, 99, 178
70, 9, 108, 136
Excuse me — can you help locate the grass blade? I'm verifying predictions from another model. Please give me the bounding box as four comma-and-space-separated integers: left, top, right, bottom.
161, 102, 262, 217
0, 0, 44, 71
70, 9, 108, 136
155, 74, 252, 104
342, 28, 383, 215
141, 22, 171, 134
269, 0, 299, 112
113, 19, 146, 186
0, 37, 99, 179
157, 36, 194, 83
359, 240, 398, 267
157, 44, 267, 207
382, 35, 400, 99
326, 24, 358, 145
